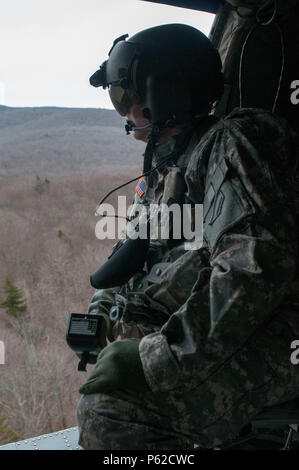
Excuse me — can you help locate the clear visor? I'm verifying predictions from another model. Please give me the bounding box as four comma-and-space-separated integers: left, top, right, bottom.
108, 84, 133, 116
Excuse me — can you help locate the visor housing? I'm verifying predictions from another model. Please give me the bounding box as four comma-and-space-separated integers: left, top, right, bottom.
106, 41, 137, 84
90, 39, 140, 116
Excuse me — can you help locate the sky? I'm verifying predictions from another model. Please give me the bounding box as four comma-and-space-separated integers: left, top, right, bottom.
0, 0, 215, 109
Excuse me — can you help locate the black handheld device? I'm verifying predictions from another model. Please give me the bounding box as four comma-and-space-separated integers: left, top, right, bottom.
66, 313, 104, 371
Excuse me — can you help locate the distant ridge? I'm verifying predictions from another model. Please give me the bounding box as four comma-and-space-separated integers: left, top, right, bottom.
0, 105, 124, 128
0, 106, 144, 176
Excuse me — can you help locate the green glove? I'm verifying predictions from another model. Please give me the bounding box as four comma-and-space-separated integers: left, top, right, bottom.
79, 338, 151, 395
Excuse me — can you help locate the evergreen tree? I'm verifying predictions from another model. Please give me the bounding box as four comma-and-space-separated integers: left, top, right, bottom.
0, 275, 27, 317
0, 407, 22, 445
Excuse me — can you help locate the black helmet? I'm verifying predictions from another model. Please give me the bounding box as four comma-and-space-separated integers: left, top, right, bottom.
90, 23, 224, 127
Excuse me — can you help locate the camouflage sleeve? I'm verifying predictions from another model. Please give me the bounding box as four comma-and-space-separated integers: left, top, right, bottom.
139, 114, 298, 392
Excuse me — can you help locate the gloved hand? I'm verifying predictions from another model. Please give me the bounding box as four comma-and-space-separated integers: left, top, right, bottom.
79, 338, 151, 394
76, 288, 116, 365
88, 288, 116, 317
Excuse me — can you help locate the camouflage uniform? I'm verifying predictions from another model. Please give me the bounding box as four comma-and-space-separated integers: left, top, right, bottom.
77, 108, 299, 450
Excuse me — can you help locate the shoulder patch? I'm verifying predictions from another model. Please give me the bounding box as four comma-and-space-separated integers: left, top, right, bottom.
203, 158, 255, 251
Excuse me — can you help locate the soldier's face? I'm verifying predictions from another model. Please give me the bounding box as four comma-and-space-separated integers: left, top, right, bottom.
126, 104, 187, 144
126, 104, 151, 143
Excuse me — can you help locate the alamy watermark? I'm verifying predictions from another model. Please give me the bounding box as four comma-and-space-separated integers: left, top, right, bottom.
290, 80, 299, 105
95, 196, 203, 251
290, 340, 299, 365
0, 340, 5, 365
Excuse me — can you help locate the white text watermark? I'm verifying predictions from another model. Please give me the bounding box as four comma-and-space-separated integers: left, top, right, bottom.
290, 340, 299, 365
290, 80, 299, 105
95, 196, 203, 251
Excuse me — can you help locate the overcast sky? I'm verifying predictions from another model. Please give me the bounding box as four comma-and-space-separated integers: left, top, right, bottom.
0, 0, 214, 109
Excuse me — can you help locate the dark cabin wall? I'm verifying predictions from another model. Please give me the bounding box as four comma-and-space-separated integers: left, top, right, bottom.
141, 0, 221, 13
142, 0, 299, 135
211, 1, 299, 135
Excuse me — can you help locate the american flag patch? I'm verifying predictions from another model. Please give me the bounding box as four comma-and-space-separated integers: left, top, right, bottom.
135, 177, 147, 198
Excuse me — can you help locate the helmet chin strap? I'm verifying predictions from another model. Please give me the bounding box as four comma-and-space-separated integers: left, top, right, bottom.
125, 119, 162, 189
142, 124, 162, 189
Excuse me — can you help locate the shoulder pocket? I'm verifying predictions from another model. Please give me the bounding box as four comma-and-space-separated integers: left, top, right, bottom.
203, 158, 256, 252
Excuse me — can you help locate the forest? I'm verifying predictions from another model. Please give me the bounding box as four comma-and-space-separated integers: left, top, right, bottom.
0, 105, 144, 444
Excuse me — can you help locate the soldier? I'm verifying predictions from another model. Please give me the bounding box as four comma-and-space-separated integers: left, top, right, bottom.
76, 24, 299, 450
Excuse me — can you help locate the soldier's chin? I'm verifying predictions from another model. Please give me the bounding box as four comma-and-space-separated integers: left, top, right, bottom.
132, 128, 150, 143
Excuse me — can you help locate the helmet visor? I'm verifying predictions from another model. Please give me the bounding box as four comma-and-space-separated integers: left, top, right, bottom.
108, 84, 133, 116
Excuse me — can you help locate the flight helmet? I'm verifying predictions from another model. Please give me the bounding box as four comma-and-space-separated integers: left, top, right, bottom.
90, 23, 224, 129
